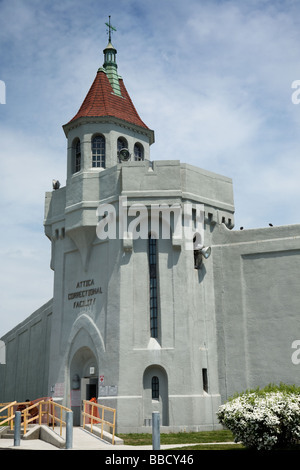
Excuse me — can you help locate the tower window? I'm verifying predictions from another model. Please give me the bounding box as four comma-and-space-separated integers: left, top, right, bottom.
202, 368, 208, 393
72, 138, 81, 173
74, 139, 81, 173
134, 143, 144, 161
117, 137, 128, 152
149, 234, 158, 338
118, 137, 130, 162
152, 376, 159, 400
92, 135, 105, 168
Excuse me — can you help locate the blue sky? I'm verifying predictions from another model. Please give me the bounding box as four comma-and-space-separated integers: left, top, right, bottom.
1, 0, 300, 336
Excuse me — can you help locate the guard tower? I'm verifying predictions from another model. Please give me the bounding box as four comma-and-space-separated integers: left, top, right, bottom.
44, 18, 234, 431
1, 17, 299, 435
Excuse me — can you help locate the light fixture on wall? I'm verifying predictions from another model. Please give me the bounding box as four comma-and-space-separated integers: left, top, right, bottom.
72, 374, 80, 390
200, 246, 211, 259
118, 148, 130, 162
194, 246, 211, 269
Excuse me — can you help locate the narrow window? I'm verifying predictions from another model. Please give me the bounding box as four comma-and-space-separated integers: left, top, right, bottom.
134, 143, 144, 161
75, 139, 81, 172
92, 135, 105, 168
149, 234, 158, 338
152, 376, 159, 400
192, 208, 197, 230
72, 138, 81, 173
202, 368, 208, 393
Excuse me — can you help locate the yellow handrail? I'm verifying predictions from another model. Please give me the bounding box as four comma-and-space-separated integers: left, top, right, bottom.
1, 399, 72, 438
47, 401, 71, 436
22, 400, 72, 436
82, 400, 116, 444
22, 401, 41, 434
0, 401, 17, 429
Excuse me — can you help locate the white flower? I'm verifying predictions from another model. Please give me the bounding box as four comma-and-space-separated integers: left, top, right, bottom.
217, 389, 300, 450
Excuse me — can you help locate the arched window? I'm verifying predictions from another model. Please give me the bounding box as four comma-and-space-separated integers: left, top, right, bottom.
73, 139, 81, 173
149, 234, 158, 338
118, 137, 130, 162
117, 137, 128, 152
92, 135, 105, 168
152, 376, 159, 400
134, 143, 144, 161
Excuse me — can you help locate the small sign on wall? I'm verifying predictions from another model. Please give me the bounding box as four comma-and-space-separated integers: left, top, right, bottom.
98, 385, 118, 396
53, 383, 65, 397
99, 385, 108, 396
108, 385, 118, 396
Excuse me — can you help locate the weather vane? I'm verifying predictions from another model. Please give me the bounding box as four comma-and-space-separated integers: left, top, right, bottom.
105, 16, 117, 43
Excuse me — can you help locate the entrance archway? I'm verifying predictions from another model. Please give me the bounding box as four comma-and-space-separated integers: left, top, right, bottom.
66, 314, 105, 425
70, 346, 98, 425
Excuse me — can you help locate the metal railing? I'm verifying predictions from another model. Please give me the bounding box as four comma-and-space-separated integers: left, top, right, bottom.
1, 399, 117, 445
44, 401, 72, 437
0, 401, 17, 429
0, 400, 72, 437
82, 400, 116, 444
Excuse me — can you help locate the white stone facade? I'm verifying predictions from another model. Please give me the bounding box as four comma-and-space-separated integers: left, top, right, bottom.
1, 44, 300, 433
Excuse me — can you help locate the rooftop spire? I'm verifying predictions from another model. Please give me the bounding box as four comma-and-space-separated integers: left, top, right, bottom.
102, 16, 121, 96
63, 16, 155, 146
105, 15, 116, 43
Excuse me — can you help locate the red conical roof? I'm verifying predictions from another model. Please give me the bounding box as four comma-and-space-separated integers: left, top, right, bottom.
66, 69, 149, 130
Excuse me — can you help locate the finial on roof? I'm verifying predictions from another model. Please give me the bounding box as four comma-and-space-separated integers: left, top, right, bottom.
102, 16, 121, 96
105, 15, 116, 43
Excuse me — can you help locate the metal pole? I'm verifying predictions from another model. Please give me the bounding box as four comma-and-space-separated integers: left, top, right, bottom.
66, 411, 73, 449
152, 411, 160, 450
14, 411, 21, 447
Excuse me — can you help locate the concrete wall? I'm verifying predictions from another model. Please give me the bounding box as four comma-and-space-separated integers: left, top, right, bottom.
41, 160, 235, 431
0, 300, 52, 402
2, 158, 300, 432
213, 223, 300, 401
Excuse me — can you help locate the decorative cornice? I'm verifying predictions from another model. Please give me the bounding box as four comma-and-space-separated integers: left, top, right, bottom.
62, 115, 155, 144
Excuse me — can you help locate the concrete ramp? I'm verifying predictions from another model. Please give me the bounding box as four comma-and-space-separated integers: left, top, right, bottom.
0, 425, 123, 450
23, 424, 113, 449
72, 427, 115, 449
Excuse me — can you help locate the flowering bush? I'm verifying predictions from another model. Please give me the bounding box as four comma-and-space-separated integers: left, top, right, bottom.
217, 384, 300, 450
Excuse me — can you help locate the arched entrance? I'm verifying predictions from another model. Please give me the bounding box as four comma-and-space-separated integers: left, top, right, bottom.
143, 365, 169, 426
70, 346, 98, 426
66, 314, 105, 425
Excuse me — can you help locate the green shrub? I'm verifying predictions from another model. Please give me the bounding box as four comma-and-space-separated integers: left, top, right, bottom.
217, 383, 300, 450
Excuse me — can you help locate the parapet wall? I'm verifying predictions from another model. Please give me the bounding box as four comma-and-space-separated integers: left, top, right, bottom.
212, 223, 300, 401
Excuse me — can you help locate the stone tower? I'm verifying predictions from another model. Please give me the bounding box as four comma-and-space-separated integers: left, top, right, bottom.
2, 20, 299, 434
44, 23, 235, 431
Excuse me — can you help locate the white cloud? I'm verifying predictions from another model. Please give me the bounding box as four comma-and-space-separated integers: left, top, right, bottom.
1, 0, 300, 335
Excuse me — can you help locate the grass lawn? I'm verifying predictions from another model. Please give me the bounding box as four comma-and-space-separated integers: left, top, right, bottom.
118, 430, 300, 451
171, 443, 245, 450
116, 430, 300, 450
116, 429, 241, 448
